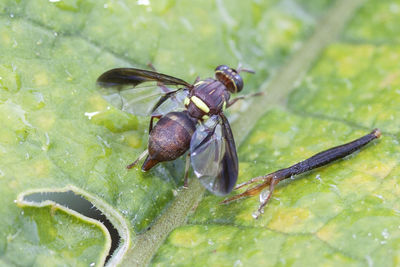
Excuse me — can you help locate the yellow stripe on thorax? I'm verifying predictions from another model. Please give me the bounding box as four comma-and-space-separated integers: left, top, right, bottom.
184, 97, 190, 106
190, 95, 210, 113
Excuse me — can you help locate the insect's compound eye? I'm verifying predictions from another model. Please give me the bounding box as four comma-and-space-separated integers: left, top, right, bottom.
215, 65, 229, 72
215, 65, 244, 93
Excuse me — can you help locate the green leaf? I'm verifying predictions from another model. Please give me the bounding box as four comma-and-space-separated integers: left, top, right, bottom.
1, 0, 399, 266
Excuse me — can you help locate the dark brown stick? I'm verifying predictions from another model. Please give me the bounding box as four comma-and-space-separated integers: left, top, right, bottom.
271, 128, 381, 182
223, 129, 381, 218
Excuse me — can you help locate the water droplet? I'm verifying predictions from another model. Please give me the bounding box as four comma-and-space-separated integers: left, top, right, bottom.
172, 189, 178, 196
382, 228, 389, 239
273, 150, 281, 156
90, 263, 95, 267
390, 3, 400, 13
329, 184, 340, 194
259, 188, 270, 203
233, 259, 243, 267
10, 14, 14, 18
137, 0, 150, 6
41, 132, 50, 151
252, 211, 259, 219
208, 239, 214, 245
365, 255, 373, 267
84, 111, 100, 120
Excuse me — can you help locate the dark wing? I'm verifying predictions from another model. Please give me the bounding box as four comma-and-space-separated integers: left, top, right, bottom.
97, 68, 191, 88
190, 114, 238, 195
96, 68, 191, 116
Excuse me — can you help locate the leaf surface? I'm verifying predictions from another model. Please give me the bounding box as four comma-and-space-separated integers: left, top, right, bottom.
1, 0, 399, 266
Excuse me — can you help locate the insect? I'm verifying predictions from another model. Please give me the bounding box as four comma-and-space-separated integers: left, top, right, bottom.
97, 65, 255, 195
223, 128, 382, 218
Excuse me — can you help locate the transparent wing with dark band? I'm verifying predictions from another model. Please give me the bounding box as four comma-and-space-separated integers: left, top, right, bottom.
151, 89, 189, 117
97, 68, 191, 88
96, 68, 191, 116
190, 114, 238, 195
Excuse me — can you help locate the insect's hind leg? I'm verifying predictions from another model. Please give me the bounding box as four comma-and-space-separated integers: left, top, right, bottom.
127, 149, 149, 169
149, 115, 162, 133
253, 178, 279, 219
183, 153, 191, 188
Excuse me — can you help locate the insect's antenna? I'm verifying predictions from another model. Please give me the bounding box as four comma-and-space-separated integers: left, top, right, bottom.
127, 150, 149, 169
236, 63, 255, 74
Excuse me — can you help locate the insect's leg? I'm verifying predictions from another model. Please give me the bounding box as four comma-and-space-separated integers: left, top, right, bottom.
192, 76, 200, 84
149, 115, 162, 133
253, 178, 280, 219
221, 175, 273, 204
183, 153, 191, 188
234, 174, 268, 190
226, 92, 263, 108
157, 83, 172, 93
147, 62, 157, 71
127, 149, 149, 169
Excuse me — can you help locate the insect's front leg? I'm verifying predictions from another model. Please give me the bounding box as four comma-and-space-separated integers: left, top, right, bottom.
192, 76, 200, 84
226, 92, 263, 108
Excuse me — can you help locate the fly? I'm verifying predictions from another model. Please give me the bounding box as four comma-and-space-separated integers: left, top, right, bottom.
97, 65, 255, 195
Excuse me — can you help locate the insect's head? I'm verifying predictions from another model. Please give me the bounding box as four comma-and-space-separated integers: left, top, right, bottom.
215, 65, 244, 93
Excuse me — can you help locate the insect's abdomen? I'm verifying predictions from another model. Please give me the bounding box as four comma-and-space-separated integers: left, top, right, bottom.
142, 111, 196, 171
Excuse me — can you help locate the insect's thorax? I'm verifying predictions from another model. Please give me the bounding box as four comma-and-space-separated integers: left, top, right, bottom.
184, 78, 230, 120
